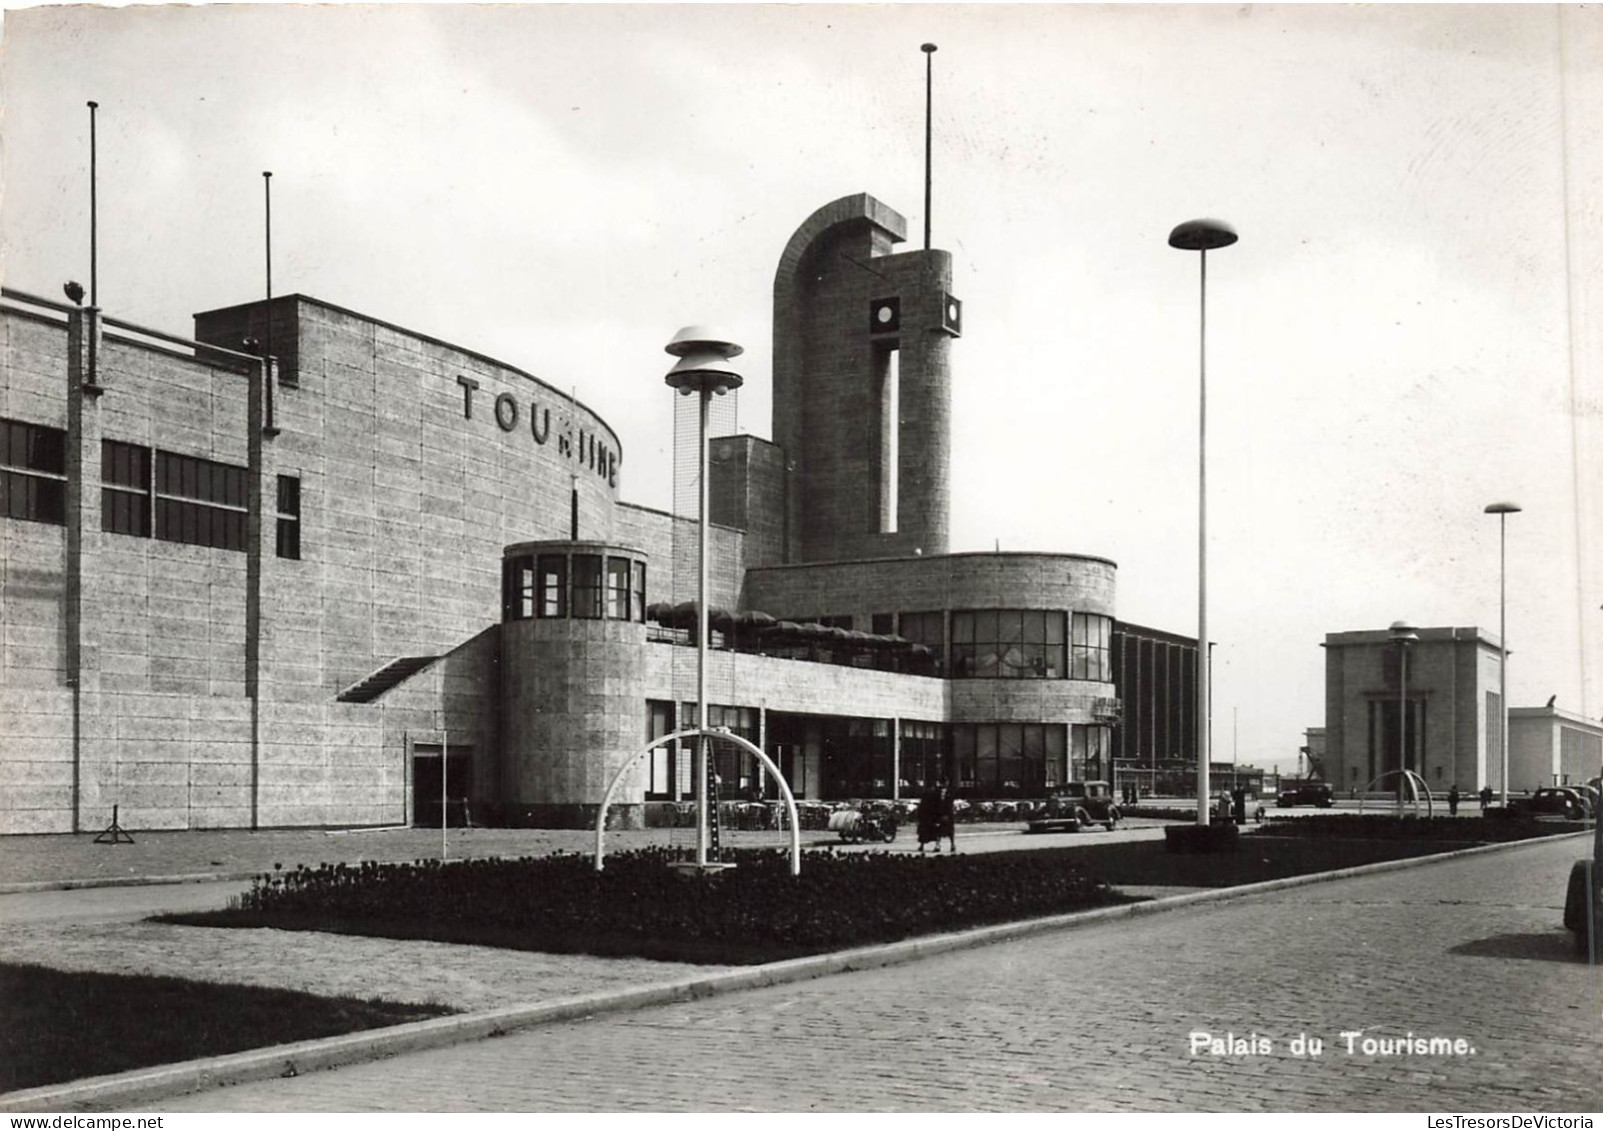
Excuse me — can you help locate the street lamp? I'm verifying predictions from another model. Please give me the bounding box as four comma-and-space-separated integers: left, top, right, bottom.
1485, 501, 1521, 806
665, 327, 744, 871
1169, 218, 1238, 826
1389, 620, 1419, 807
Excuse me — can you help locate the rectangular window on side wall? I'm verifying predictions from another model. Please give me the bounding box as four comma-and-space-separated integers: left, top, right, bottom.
275, 475, 300, 560
1, 419, 67, 526
153, 450, 248, 551
101, 440, 152, 536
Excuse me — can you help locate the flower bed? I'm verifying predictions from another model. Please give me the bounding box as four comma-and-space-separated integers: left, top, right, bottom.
164, 847, 1135, 966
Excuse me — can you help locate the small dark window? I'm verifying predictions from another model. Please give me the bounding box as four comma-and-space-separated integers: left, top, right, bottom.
1, 419, 68, 526
871, 613, 894, 636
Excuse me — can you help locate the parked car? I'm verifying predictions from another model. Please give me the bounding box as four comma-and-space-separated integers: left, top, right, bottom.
1564, 855, 1599, 954
1026, 781, 1121, 833
1514, 787, 1592, 821
1277, 781, 1334, 809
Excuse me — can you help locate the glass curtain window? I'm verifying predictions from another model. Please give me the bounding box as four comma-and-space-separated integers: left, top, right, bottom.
899, 611, 945, 675
949, 610, 1066, 679
502, 556, 536, 621
631, 561, 647, 622
536, 554, 567, 617
950, 724, 1061, 797
1072, 613, 1113, 681
605, 557, 631, 619
572, 555, 603, 619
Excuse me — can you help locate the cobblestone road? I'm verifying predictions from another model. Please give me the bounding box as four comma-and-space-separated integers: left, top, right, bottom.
157, 836, 1601, 1113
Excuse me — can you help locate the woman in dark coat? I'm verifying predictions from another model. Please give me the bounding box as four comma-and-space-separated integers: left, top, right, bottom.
917, 784, 956, 853
916, 784, 942, 852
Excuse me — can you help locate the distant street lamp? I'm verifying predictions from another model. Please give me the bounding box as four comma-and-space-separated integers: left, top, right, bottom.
1169, 219, 1238, 826
665, 327, 744, 871
1485, 502, 1521, 806
1390, 620, 1419, 807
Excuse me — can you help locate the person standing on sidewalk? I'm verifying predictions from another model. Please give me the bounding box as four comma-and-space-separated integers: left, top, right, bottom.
1448, 784, 1460, 816
935, 784, 957, 853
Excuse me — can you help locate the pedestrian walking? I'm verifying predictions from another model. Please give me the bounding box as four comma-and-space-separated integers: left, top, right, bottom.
916, 784, 941, 853
934, 784, 957, 853
1480, 785, 1493, 813
1448, 784, 1460, 817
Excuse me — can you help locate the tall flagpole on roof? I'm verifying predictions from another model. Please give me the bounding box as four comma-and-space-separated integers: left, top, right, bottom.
87, 102, 99, 307
921, 44, 937, 251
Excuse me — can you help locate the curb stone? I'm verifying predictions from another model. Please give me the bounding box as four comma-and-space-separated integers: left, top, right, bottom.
0, 828, 1588, 1113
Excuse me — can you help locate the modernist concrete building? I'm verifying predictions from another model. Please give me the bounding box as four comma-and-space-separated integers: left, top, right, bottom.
1, 192, 1157, 835
1322, 627, 1603, 795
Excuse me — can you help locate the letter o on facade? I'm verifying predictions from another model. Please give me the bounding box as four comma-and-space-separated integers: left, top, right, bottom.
494, 393, 519, 432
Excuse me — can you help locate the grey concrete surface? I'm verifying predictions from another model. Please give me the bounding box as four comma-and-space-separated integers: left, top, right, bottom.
143, 835, 1599, 1113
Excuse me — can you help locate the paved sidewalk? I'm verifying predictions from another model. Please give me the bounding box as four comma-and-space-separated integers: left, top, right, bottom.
153, 835, 1601, 1113
0, 821, 1117, 891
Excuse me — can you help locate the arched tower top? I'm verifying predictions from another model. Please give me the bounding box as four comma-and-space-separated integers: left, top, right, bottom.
771, 194, 956, 565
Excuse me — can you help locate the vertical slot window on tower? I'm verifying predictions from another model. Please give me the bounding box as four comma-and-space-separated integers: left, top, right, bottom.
100, 440, 151, 536
275, 475, 300, 560
875, 343, 899, 534
0, 418, 67, 525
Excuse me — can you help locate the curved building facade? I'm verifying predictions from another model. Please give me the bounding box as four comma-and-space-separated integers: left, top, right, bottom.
0, 192, 1142, 833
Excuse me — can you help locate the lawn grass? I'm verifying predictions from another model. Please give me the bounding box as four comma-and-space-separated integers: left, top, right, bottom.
0, 963, 453, 1094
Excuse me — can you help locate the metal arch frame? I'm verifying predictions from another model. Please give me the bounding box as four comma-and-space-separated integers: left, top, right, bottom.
594, 726, 802, 875
1356, 768, 1434, 817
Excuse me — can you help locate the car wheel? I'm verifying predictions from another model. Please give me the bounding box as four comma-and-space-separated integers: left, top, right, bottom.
1075, 807, 1092, 829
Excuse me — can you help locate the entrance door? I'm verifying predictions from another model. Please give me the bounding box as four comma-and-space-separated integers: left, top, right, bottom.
413, 744, 473, 827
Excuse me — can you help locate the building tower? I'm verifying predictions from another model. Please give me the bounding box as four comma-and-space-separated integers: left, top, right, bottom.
771, 194, 960, 563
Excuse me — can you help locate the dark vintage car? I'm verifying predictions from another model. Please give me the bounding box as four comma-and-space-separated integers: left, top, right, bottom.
1026, 780, 1121, 834
1277, 781, 1334, 808
1516, 787, 1593, 821
1564, 854, 1600, 955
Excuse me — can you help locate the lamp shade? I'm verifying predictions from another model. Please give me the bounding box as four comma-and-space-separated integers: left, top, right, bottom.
1168, 219, 1239, 251
664, 326, 744, 393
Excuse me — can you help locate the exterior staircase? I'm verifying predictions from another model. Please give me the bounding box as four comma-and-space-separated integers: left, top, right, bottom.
335, 655, 439, 703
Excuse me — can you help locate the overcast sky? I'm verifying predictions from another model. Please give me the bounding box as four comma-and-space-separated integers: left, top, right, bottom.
2, 3, 1598, 771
